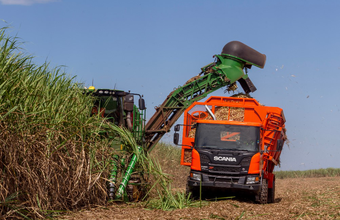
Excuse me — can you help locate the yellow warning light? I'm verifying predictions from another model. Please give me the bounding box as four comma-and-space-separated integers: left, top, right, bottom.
89, 86, 95, 91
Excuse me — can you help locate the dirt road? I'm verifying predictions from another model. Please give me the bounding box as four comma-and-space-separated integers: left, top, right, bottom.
60, 177, 340, 220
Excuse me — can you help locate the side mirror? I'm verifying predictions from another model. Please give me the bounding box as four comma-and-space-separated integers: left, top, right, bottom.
139, 98, 146, 110
174, 124, 180, 132
173, 133, 179, 145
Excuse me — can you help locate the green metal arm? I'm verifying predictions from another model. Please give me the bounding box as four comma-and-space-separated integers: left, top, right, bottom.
144, 42, 266, 152
115, 147, 141, 199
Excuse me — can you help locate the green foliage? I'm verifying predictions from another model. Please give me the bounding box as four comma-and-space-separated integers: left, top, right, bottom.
105, 126, 201, 210
146, 190, 205, 211
0, 27, 114, 219
151, 142, 182, 162
0, 24, 197, 218
275, 168, 340, 179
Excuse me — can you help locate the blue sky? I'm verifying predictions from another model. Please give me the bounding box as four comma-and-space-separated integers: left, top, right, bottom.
1, 0, 340, 171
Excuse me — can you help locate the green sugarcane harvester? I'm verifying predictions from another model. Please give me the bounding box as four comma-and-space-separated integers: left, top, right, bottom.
87, 41, 267, 201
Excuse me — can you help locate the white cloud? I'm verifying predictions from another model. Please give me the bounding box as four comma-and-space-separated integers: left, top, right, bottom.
0, 0, 59, 6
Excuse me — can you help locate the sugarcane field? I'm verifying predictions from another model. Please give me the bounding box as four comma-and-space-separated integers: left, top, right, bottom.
1, 2, 340, 220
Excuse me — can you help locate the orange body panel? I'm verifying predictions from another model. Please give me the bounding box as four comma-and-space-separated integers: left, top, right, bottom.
191, 148, 201, 171
248, 153, 261, 174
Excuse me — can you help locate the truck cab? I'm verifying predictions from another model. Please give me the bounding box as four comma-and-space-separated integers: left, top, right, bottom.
187, 121, 263, 198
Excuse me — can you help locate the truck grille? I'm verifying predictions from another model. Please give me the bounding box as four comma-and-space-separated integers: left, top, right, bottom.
213, 166, 241, 173
208, 177, 240, 183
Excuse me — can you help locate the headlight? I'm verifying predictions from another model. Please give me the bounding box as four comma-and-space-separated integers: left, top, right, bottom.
246, 176, 260, 184
192, 173, 201, 181
240, 157, 252, 166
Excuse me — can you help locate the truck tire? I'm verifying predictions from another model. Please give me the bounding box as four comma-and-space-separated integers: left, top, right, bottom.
186, 183, 199, 200
268, 180, 275, 203
255, 179, 268, 204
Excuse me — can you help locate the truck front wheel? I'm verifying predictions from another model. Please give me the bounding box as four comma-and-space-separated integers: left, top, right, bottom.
255, 179, 268, 204
186, 183, 199, 200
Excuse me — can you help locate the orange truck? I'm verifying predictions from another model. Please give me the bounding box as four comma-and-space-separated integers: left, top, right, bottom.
173, 96, 286, 203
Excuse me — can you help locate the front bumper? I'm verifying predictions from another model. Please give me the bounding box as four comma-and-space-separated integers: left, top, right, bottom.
187, 173, 260, 192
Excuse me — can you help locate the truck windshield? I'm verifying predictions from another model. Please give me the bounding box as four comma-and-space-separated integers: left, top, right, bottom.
194, 123, 260, 151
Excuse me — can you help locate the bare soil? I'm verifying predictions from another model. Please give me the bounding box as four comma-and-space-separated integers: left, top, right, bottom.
60, 176, 340, 220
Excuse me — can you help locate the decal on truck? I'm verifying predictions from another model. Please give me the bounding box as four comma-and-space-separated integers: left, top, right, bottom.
213, 156, 237, 162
